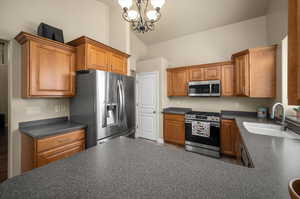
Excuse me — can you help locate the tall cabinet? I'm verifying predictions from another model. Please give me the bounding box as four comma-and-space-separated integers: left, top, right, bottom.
232, 46, 277, 98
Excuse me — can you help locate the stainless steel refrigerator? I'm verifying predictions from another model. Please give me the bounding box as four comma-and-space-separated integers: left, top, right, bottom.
70, 70, 135, 148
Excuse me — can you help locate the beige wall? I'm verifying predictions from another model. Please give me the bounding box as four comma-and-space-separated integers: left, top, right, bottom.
108, 5, 130, 53
265, 0, 293, 113
2, 0, 110, 177
0, 0, 110, 43
129, 32, 148, 72
139, 16, 272, 114
145, 16, 268, 66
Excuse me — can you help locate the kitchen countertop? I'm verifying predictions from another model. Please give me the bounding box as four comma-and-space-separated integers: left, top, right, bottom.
162, 107, 192, 115
1, 112, 300, 198
19, 117, 87, 139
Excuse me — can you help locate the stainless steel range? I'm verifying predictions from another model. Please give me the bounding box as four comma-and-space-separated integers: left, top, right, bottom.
185, 111, 221, 158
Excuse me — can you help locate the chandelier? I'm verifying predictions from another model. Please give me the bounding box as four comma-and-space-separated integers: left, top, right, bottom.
118, 0, 165, 33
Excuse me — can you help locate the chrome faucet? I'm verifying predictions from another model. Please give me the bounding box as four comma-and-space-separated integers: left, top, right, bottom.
271, 103, 287, 131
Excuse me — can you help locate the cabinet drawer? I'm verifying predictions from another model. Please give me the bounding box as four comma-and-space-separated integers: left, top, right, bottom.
164, 114, 185, 122
37, 140, 85, 167
37, 129, 85, 153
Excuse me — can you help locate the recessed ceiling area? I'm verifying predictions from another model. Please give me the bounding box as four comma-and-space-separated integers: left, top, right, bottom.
135, 0, 270, 45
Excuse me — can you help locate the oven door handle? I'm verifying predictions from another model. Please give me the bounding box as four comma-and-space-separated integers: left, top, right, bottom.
185, 120, 220, 127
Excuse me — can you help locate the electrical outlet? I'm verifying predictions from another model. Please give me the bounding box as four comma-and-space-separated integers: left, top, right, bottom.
54, 105, 60, 113
26, 107, 41, 115
61, 104, 66, 112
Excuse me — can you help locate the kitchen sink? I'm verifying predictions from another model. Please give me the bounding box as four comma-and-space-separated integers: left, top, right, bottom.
243, 122, 300, 140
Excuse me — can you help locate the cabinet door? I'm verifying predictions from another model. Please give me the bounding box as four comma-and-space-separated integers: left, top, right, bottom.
37, 140, 85, 167
169, 69, 188, 96
189, 67, 204, 81
204, 66, 221, 80
164, 118, 185, 145
87, 44, 109, 71
167, 71, 173, 96
29, 41, 75, 97
220, 120, 236, 156
234, 123, 242, 164
235, 55, 250, 96
110, 53, 127, 75
221, 64, 235, 96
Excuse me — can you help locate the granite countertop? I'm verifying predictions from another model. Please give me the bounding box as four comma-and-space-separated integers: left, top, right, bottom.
162, 107, 192, 115
1, 112, 300, 198
19, 117, 87, 139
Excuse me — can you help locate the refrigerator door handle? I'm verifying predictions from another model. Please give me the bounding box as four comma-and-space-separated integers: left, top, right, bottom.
102, 102, 107, 128
117, 80, 123, 124
120, 80, 127, 128
102, 72, 108, 128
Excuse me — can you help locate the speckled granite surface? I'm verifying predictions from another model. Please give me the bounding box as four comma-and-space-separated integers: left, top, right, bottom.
19, 117, 86, 138
1, 113, 300, 198
162, 107, 192, 115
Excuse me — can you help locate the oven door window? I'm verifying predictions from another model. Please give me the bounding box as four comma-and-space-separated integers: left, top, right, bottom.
185, 123, 220, 147
189, 84, 210, 95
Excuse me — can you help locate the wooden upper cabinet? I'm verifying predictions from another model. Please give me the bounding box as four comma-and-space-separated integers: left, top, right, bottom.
234, 54, 250, 96
288, 0, 300, 105
15, 32, 75, 98
189, 63, 222, 81
110, 53, 128, 75
68, 36, 129, 75
189, 67, 204, 81
204, 66, 221, 80
167, 68, 188, 96
86, 44, 109, 71
232, 45, 277, 98
221, 63, 235, 96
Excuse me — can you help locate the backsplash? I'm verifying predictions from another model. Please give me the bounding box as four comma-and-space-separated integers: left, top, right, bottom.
162, 97, 273, 113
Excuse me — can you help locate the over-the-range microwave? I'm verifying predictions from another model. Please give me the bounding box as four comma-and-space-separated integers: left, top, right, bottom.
188, 80, 221, 97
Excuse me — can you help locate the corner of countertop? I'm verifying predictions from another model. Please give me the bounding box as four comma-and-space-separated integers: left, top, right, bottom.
162, 107, 192, 115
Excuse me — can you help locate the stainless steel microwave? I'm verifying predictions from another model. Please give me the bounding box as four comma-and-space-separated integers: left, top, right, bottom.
188, 80, 221, 97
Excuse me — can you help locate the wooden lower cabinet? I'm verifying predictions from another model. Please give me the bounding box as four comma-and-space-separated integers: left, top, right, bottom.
37, 140, 84, 167
220, 119, 237, 156
21, 129, 85, 173
163, 114, 185, 145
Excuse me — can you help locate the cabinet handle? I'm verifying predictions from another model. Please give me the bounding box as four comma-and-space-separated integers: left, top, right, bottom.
57, 138, 71, 143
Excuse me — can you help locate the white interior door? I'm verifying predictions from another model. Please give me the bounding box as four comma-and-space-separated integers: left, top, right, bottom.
136, 72, 159, 141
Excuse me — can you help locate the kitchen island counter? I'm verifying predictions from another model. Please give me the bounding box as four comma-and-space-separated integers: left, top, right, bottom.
1, 114, 300, 198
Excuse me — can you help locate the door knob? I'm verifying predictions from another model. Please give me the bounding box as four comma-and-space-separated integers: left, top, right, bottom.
153, 111, 156, 114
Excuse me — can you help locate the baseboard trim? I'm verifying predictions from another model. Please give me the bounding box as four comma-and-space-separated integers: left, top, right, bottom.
156, 138, 164, 144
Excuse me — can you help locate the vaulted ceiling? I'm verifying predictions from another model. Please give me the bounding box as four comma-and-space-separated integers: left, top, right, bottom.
137, 0, 270, 45
100, 0, 270, 45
